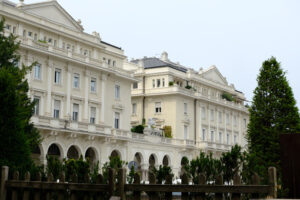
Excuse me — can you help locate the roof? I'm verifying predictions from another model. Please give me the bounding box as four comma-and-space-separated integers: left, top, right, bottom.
101, 41, 122, 50
131, 57, 187, 73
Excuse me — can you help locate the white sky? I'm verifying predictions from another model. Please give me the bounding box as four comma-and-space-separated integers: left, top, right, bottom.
12, 0, 300, 107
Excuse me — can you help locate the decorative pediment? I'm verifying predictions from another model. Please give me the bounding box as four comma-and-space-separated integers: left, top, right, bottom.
201, 65, 228, 85
21, 1, 83, 32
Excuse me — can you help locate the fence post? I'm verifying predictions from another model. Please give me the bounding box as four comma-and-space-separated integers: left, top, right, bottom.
268, 167, 277, 199
46, 173, 54, 200
181, 172, 189, 200
108, 168, 115, 197
70, 173, 78, 200
58, 172, 65, 200
84, 173, 91, 200
215, 174, 223, 200
118, 168, 126, 200
165, 174, 172, 200
148, 172, 159, 200
23, 171, 31, 200
0, 166, 8, 200
34, 172, 41, 200
232, 173, 241, 200
251, 173, 260, 199
11, 171, 19, 200
96, 174, 104, 200
195, 173, 206, 200
133, 173, 141, 200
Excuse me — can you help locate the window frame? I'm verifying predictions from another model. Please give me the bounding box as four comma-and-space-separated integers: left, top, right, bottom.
115, 85, 120, 99
155, 102, 162, 113
33, 97, 40, 115
54, 68, 61, 84
53, 100, 60, 119
90, 106, 96, 124
72, 103, 79, 122
73, 73, 80, 89
114, 112, 120, 129
34, 64, 41, 80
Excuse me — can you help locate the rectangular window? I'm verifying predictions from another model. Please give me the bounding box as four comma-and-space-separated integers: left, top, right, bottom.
152, 79, 155, 88
132, 103, 137, 114
73, 73, 80, 88
23, 30, 26, 37
157, 79, 161, 87
201, 107, 206, 120
162, 78, 165, 87
210, 109, 214, 121
5, 24, 11, 30
108, 59, 111, 65
202, 129, 206, 141
114, 112, 120, 129
184, 103, 187, 115
53, 100, 60, 119
34, 64, 41, 80
12, 26, 16, 34
115, 85, 120, 99
90, 107, 96, 124
226, 133, 230, 145
48, 38, 52, 43
226, 114, 230, 125
72, 103, 79, 121
244, 119, 247, 128
54, 68, 61, 84
133, 82, 138, 89
54, 40, 57, 47
155, 102, 161, 113
219, 111, 222, 123
33, 97, 40, 115
211, 131, 214, 142
28, 31, 32, 37
184, 125, 188, 139
219, 132, 222, 143
91, 78, 96, 92
34, 33, 37, 41
112, 61, 116, 67
234, 135, 237, 144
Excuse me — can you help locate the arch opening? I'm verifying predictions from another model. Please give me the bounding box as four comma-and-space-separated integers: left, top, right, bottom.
47, 143, 61, 158
85, 147, 97, 165
134, 152, 143, 171
110, 150, 121, 159
162, 155, 170, 166
67, 145, 80, 160
149, 154, 157, 170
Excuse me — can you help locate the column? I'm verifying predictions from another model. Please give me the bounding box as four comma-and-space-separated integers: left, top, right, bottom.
84, 70, 89, 122
65, 64, 71, 119
45, 59, 53, 117
101, 74, 107, 123
231, 112, 234, 144
17, 22, 23, 37
198, 102, 202, 142
208, 105, 211, 142
216, 108, 219, 143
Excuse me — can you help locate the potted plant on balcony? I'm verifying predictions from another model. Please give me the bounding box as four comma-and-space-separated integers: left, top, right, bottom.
168, 81, 174, 86
221, 92, 235, 102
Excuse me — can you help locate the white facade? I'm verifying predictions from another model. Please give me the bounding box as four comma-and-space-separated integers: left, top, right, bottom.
126, 52, 249, 158
0, 0, 249, 179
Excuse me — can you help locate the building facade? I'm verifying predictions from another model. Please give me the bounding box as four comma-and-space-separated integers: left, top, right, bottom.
125, 52, 249, 158
1, 0, 249, 179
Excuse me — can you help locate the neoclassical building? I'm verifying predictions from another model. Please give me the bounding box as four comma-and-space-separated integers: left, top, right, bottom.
1, 0, 249, 179
125, 52, 249, 157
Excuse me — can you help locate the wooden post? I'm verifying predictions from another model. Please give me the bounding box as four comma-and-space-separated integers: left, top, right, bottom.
83, 173, 91, 200
215, 174, 223, 200
0, 166, 8, 200
58, 172, 65, 200
46, 173, 54, 200
118, 168, 126, 200
133, 173, 141, 200
108, 168, 115, 197
195, 173, 206, 200
34, 172, 42, 200
96, 174, 104, 200
148, 172, 159, 200
181, 173, 189, 200
268, 167, 277, 199
12, 171, 19, 200
165, 174, 172, 200
71, 173, 78, 200
23, 171, 31, 200
232, 173, 241, 200
251, 173, 260, 199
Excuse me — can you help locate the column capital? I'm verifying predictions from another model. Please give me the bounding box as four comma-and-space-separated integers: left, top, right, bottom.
101, 73, 108, 81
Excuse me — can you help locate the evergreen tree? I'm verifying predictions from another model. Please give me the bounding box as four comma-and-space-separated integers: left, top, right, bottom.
0, 18, 40, 171
247, 57, 300, 182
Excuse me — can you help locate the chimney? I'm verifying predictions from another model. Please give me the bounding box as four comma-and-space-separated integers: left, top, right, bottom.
160, 51, 168, 61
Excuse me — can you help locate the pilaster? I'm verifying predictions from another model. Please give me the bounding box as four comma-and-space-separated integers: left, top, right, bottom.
83, 69, 89, 122
45, 59, 53, 117
101, 73, 107, 123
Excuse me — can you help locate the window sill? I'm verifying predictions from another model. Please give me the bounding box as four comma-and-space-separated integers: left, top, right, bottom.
33, 78, 42, 82
54, 83, 62, 87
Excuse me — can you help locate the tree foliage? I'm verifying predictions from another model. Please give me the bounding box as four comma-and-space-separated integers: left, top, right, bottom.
0, 18, 40, 172
247, 57, 300, 182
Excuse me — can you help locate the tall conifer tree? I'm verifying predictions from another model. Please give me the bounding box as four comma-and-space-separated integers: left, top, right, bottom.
247, 57, 300, 181
0, 19, 40, 171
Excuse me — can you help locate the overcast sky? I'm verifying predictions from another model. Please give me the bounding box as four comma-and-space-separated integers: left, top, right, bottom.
12, 0, 300, 107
